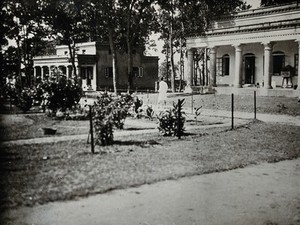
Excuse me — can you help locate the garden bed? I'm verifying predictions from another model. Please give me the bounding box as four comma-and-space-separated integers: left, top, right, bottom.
0, 120, 299, 209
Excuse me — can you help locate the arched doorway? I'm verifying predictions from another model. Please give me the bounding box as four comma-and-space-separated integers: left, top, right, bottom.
244, 53, 255, 84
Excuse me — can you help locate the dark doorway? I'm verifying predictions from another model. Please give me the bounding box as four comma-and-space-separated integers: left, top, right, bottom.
244, 54, 255, 84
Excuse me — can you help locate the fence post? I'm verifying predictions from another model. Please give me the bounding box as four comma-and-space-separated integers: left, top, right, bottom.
89, 105, 95, 154
191, 94, 194, 114
231, 93, 234, 130
177, 99, 181, 139
254, 91, 257, 120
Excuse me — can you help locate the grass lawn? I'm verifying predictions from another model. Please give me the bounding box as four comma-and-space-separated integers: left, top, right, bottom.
139, 93, 300, 116
1, 120, 299, 209
0, 114, 90, 141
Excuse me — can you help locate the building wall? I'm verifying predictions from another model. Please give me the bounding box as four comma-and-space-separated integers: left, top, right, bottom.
96, 48, 158, 91
216, 41, 298, 87
56, 42, 96, 55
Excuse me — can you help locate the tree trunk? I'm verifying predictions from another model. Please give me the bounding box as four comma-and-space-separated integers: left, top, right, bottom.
169, 27, 176, 93
179, 36, 184, 91
68, 41, 77, 79
127, 41, 133, 93
16, 37, 22, 92
108, 27, 118, 95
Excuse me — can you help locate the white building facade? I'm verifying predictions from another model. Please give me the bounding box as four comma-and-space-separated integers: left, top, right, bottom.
33, 42, 97, 91
185, 2, 300, 95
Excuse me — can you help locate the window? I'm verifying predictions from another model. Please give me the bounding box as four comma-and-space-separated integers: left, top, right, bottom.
216, 58, 222, 76
222, 54, 230, 76
295, 54, 299, 76
133, 67, 144, 78
272, 51, 285, 75
80, 67, 93, 80
82, 49, 86, 54
105, 67, 113, 78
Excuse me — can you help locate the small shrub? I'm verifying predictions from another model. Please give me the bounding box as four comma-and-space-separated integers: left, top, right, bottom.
133, 96, 143, 114
93, 93, 133, 146
39, 74, 83, 115
14, 88, 34, 112
157, 99, 185, 137
194, 106, 202, 124
145, 105, 154, 120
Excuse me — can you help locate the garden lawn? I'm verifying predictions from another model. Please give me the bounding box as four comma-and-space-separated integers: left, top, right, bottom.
1, 120, 299, 209
0, 114, 90, 141
139, 93, 300, 116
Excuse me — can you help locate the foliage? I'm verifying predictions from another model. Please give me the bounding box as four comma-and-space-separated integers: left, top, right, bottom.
194, 106, 202, 124
157, 99, 185, 137
39, 74, 83, 115
261, 0, 295, 6
93, 93, 133, 146
132, 96, 143, 118
14, 88, 35, 112
145, 105, 154, 120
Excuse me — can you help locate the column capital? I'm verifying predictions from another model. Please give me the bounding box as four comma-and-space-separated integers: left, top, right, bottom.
261, 42, 273, 49
209, 46, 218, 53
187, 48, 195, 55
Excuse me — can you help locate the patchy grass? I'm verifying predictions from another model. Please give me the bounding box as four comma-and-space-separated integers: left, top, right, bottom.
0, 120, 299, 209
0, 114, 89, 141
140, 93, 300, 116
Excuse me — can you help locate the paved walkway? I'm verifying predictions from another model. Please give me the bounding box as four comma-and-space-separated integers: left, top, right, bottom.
5, 158, 300, 225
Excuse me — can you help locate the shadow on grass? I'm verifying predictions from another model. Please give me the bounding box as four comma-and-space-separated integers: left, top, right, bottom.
113, 140, 160, 146
124, 127, 155, 131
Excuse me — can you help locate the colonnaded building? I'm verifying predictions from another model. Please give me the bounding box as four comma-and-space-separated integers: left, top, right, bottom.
185, 1, 300, 96
33, 42, 159, 91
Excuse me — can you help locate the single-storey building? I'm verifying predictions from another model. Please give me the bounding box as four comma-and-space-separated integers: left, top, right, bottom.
33, 42, 159, 91
185, 2, 300, 95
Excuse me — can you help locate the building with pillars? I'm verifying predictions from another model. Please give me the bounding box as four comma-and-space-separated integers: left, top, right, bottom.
185, 2, 300, 95
33, 42, 159, 91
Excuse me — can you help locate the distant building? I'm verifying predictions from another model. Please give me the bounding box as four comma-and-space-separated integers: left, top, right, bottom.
185, 2, 300, 94
33, 42, 159, 91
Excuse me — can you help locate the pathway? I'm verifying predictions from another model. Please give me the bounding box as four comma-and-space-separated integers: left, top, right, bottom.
4, 158, 300, 225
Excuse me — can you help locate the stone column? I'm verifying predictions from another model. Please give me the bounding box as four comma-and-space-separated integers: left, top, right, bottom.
209, 47, 217, 87
263, 42, 273, 89
41, 66, 44, 80
184, 48, 194, 93
297, 41, 300, 90
234, 44, 243, 88
186, 48, 194, 87
33, 67, 36, 83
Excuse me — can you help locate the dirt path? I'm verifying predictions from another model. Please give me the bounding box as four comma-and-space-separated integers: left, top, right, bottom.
4, 158, 300, 225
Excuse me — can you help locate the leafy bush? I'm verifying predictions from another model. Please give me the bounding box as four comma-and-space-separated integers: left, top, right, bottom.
145, 105, 154, 120
39, 75, 83, 115
14, 88, 34, 112
132, 96, 143, 118
157, 99, 185, 137
93, 93, 133, 146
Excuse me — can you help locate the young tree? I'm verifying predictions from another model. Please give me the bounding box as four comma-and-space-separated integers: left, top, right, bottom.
3, 0, 46, 89
118, 0, 158, 92
43, 0, 90, 79
157, 0, 250, 91
86, 0, 120, 95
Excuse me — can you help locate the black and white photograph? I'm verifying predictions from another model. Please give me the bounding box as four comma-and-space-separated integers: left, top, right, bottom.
0, 0, 300, 224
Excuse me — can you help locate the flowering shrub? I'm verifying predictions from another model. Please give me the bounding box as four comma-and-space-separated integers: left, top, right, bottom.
93, 93, 133, 146
14, 88, 34, 112
157, 99, 185, 137
39, 75, 83, 115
